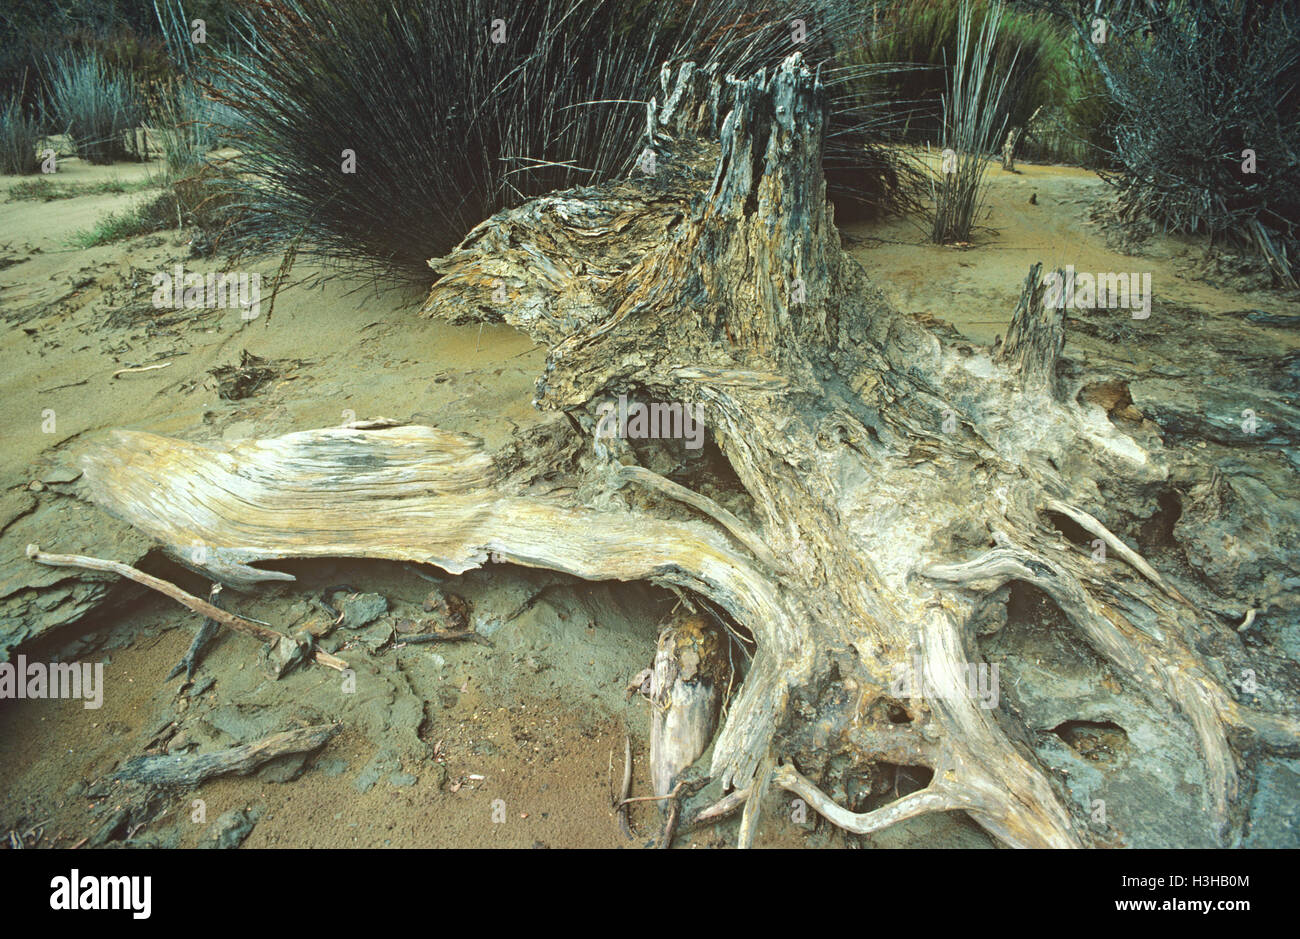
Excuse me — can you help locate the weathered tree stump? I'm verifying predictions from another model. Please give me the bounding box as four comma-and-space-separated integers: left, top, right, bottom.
76, 55, 1300, 847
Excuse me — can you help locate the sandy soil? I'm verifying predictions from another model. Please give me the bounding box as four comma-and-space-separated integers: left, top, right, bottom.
843, 157, 1294, 347
0, 151, 1293, 849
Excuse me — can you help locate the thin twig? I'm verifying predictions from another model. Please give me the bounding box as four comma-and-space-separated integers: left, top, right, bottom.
112, 362, 172, 378
26, 545, 348, 671
617, 732, 633, 840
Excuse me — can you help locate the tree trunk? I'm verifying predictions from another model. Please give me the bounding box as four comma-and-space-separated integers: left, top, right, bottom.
76, 55, 1299, 848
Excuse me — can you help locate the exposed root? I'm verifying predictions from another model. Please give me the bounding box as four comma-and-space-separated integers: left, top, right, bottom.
1043, 497, 1187, 602
614, 464, 779, 570
921, 537, 1299, 832
737, 756, 775, 850
690, 786, 750, 826
773, 763, 971, 837
26, 545, 348, 673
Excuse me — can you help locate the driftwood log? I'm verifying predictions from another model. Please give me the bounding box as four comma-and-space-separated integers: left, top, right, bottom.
76, 55, 1299, 847
115, 724, 340, 787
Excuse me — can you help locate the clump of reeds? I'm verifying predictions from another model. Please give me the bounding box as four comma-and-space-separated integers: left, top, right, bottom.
196, 0, 917, 276
854, 0, 1106, 166
929, 0, 1014, 244
154, 80, 216, 178
0, 98, 43, 174
72, 77, 239, 250
47, 52, 141, 164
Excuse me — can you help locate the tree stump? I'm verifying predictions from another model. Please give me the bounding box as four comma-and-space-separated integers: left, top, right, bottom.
77, 55, 1300, 848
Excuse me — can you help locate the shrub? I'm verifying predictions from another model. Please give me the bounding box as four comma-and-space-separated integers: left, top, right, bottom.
854, 0, 1105, 165
201, 0, 917, 276
0, 98, 42, 174
1066, 0, 1300, 285
48, 52, 141, 164
154, 80, 217, 177
70, 77, 240, 249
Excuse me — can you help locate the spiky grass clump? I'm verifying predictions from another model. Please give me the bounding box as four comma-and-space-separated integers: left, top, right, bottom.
204, 0, 915, 276
1074, 0, 1300, 285
48, 52, 140, 164
929, 0, 1014, 244
0, 98, 42, 174
854, 0, 1103, 165
71, 195, 174, 247
153, 80, 218, 178
70, 78, 240, 249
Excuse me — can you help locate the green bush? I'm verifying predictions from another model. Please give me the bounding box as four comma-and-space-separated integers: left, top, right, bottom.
854, 0, 1106, 164
1073, 0, 1300, 284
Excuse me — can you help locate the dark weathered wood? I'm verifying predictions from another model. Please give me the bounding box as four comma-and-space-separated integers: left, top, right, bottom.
115, 724, 340, 786
996, 262, 1065, 397
395, 629, 491, 647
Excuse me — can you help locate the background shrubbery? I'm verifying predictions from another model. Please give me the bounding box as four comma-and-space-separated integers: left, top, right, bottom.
0, 97, 42, 174
854, 0, 1110, 165
1063, 0, 1300, 284
47, 52, 142, 164
1, 0, 1294, 286
203, 0, 920, 275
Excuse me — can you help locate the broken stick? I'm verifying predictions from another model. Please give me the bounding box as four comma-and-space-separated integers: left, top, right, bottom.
111, 362, 172, 378
26, 545, 348, 672
115, 724, 340, 786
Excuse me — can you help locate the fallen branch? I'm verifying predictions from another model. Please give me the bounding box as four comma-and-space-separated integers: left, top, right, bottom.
115, 724, 341, 786
395, 628, 491, 647
26, 545, 349, 672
